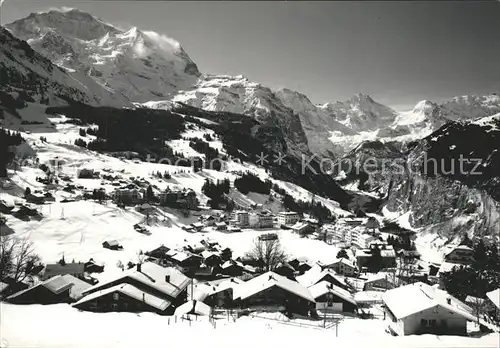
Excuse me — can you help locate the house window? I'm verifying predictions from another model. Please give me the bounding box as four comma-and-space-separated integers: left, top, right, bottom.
421, 319, 428, 327
113, 293, 119, 301
111, 303, 118, 310
429, 319, 437, 327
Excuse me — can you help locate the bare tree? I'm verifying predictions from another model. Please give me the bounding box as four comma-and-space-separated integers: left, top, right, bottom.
468, 296, 486, 326
0, 236, 40, 283
247, 238, 287, 272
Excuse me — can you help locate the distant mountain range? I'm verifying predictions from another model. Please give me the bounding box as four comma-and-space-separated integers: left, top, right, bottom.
4, 8, 499, 157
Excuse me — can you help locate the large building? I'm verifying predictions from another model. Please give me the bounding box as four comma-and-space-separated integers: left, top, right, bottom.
112, 188, 142, 205
277, 211, 299, 226
159, 189, 197, 210
73, 262, 190, 315
258, 211, 274, 228
383, 282, 475, 336
233, 210, 249, 227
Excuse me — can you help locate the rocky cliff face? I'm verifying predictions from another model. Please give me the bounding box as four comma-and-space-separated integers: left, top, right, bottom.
339, 114, 500, 241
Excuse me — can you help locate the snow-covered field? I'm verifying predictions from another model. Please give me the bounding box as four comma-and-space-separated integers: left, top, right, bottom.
1, 303, 497, 348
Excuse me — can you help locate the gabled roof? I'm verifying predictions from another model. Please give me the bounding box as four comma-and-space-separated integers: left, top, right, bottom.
7, 274, 91, 301
74, 284, 171, 311
328, 258, 356, 269
83, 262, 190, 299
44, 263, 85, 276
233, 271, 314, 302
486, 288, 500, 309
104, 240, 120, 247
175, 300, 212, 316
296, 265, 347, 289
201, 250, 220, 260
308, 281, 356, 305
382, 282, 475, 321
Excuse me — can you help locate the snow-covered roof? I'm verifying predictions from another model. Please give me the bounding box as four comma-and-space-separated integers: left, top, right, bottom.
291, 222, 309, 230
382, 282, 475, 321
328, 258, 356, 269
175, 300, 212, 316
233, 272, 314, 302
308, 281, 356, 305
354, 291, 384, 304
363, 272, 396, 285
278, 211, 298, 216
44, 262, 85, 277
486, 289, 500, 309
438, 261, 468, 275
74, 284, 171, 311
83, 262, 190, 299
7, 274, 91, 301
201, 250, 219, 259
296, 265, 347, 288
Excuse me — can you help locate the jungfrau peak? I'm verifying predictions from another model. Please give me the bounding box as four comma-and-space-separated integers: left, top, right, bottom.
5, 8, 201, 102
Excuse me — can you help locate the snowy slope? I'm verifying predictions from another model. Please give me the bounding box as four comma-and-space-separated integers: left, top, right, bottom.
5, 9, 200, 103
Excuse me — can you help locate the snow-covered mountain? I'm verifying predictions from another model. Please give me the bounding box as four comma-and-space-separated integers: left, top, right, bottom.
5, 9, 200, 102
319, 93, 398, 132
0, 26, 131, 109
5, 8, 500, 160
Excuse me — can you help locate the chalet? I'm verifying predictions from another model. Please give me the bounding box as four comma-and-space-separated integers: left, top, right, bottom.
168, 251, 202, 273
274, 263, 296, 280
326, 258, 358, 277
258, 211, 274, 228
191, 222, 204, 232
201, 251, 222, 268
215, 222, 227, 231
296, 265, 350, 291
220, 260, 244, 277
84, 259, 105, 274
175, 300, 212, 317
198, 278, 244, 308
145, 245, 171, 260
201, 215, 216, 226
309, 281, 357, 313
7, 275, 91, 304
383, 282, 475, 336
42, 262, 85, 280
102, 240, 122, 250
233, 272, 315, 316
362, 273, 397, 291
73, 262, 190, 315
277, 211, 299, 226
444, 245, 475, 265
258, 232, 278, 241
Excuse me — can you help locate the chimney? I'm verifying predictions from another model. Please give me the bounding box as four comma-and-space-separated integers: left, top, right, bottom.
165, 275, 170, 283
446, 298, 451, 305
137, 263, 142, 272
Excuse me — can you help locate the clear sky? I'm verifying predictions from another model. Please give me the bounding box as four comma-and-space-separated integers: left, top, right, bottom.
1, 0, 500, 110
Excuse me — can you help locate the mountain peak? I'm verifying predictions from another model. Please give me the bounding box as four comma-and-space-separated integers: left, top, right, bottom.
7, 8, 120, 41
